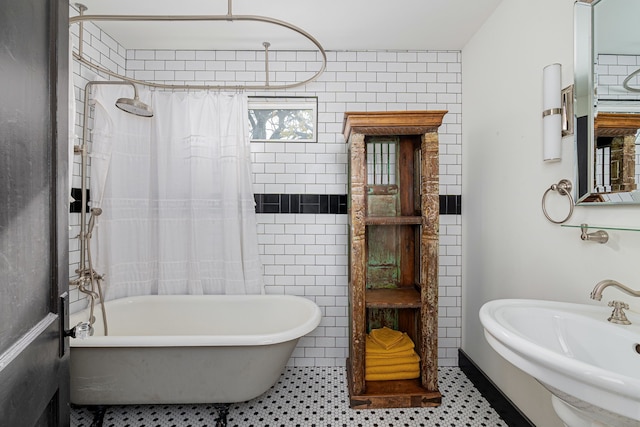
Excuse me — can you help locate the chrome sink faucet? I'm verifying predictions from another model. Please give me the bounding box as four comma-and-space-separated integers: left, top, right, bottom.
590, 279, 640, 325
590, 279, 640, 301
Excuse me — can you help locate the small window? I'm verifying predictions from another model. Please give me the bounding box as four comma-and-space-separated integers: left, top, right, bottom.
367, 138, 397, 185
248, 97, 317, 142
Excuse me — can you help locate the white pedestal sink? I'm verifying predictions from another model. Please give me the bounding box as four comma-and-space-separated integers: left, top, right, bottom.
479, 299, 640, 427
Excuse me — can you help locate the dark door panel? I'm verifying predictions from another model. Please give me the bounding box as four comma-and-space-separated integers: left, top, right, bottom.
0, 315, 64, 426
0, 0, 70, 425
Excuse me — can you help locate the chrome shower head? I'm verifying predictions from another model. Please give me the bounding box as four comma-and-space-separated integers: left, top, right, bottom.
115, 96, 154, 117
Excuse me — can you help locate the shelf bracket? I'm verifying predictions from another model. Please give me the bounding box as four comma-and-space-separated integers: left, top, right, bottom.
580, 223, 609, 244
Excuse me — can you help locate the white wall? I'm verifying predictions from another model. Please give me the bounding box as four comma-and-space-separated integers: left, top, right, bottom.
462, 0, 640, 426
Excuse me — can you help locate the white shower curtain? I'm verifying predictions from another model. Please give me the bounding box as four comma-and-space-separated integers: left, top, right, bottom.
89, 86, 263, 300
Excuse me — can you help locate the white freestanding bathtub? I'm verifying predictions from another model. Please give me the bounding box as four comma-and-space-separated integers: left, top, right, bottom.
69, 294, 321, 405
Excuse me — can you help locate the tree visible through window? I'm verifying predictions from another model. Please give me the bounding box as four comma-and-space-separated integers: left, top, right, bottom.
248, 97, 317, 142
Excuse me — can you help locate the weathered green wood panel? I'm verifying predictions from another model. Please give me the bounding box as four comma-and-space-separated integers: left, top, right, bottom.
366, 226, 399, 289
367, 308, 398, 332
367, 186, 398, 217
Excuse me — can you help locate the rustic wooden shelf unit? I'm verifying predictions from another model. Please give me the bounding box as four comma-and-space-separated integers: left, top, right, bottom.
343, 110, 446, 409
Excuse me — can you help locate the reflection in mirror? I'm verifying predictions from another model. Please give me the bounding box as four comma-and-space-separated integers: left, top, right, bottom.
574, 0, 640, 204
590, 113, 639, 201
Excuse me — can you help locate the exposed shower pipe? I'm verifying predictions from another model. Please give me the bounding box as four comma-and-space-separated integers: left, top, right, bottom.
70, 0, 327, 91
263, 42, 271, 87
72, 80, 153, 335
75, 80, 152, 270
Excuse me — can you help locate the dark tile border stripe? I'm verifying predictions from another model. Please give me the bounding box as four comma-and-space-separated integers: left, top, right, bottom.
440, 194, 462, 215
254, 194, 348, 215
458, 349, 535, 427
255, 194, 462, 215
71, 191, 462, 215
69, 188, 90, 213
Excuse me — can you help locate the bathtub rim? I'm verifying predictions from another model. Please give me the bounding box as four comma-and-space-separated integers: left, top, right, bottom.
69, 294, 321, 348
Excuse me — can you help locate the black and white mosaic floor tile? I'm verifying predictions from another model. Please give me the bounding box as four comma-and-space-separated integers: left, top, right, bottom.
71, 367, 507, 427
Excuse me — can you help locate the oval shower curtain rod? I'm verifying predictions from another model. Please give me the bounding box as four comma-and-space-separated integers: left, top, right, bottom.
623, 68, 640, 93
70, 0, 327, 91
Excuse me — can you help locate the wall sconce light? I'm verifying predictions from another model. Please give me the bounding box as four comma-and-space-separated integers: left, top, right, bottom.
542, 63, 574, 162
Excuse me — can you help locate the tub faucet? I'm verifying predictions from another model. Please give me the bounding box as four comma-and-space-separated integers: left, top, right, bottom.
590, 279, 640, 301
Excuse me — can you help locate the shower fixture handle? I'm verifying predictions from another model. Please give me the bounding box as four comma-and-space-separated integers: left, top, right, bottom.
608, 301, 631, 325
580, 224, 609, 244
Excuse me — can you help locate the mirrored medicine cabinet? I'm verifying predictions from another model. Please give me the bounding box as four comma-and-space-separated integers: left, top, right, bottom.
574, 0, 640, 204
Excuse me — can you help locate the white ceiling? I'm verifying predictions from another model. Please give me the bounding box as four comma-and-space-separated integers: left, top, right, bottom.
72, 0, 503, 52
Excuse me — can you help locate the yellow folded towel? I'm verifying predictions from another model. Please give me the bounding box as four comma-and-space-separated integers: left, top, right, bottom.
365, 348, 417, 359
366, 363, 420, 375
370, 327, 406, 350
366, 334, 414, 355
365, 369, 421, 381
364, 328, 421, 381
365, 353, 420, 367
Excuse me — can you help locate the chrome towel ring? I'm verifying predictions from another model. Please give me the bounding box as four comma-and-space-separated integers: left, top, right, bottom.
542, 179, 574, 224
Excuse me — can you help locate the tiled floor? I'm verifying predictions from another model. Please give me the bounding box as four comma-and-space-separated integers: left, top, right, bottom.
71, 367, 507, 427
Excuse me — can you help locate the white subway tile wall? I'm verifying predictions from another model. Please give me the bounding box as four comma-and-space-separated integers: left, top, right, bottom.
69, 6, 462, 367
597, 54, 640, 100
68, 8, 130, 313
